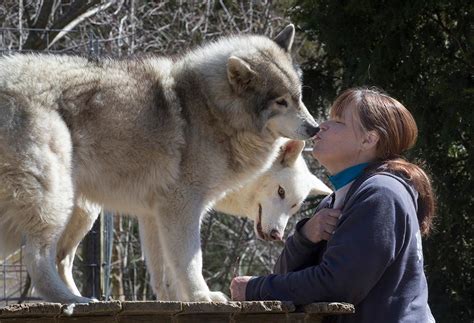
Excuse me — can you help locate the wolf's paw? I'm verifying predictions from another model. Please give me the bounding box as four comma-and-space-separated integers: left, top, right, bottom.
209, 291, 229, 302
65, 295, 94, 304
62, 297, 99, 316
193, 290, 229, 303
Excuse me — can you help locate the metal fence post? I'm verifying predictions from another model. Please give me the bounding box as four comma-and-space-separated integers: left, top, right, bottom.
81, 32, 103, 299
82, 215, 102, 299
103, 211, 114, 300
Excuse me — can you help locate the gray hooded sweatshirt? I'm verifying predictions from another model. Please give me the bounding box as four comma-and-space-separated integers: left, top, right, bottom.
246, 172, 435, 323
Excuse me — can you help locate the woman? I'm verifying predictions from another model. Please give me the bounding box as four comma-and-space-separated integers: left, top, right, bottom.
230, 87, 436, 322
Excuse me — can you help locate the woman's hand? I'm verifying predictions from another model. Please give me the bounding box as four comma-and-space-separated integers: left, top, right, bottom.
301, 208, 341, 243
230, 276, 253, 301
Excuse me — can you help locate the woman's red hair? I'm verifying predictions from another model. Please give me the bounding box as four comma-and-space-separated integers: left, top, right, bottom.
330, 87, 436, 236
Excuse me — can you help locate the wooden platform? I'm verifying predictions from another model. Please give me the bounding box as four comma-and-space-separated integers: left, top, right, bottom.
0, 301, 354, 322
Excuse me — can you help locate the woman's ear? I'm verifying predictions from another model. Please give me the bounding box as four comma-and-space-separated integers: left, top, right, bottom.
361, 131, 379, 151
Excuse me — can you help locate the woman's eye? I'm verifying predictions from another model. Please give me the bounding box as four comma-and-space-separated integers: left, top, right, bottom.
276, 99, 288, 107
278, 185, 286, 199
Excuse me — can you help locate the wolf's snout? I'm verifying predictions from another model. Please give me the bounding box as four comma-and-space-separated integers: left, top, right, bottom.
269, 229, 283, 241
306, 125, 320, 138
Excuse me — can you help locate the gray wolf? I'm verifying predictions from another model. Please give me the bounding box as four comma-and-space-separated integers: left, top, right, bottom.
0, 24, 320, 303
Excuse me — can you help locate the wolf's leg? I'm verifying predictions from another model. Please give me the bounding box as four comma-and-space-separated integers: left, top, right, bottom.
137, 215, 176, 300
160, 263, 178, 300
157, 198, 228, 302
56, 197, 100, 296
0, 108, 91, 303
24, 143, 91, 302
25, 232, 92, 303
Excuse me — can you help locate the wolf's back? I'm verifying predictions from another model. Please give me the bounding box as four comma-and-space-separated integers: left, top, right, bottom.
0, 53, 90, 79
0, 54, 99, 101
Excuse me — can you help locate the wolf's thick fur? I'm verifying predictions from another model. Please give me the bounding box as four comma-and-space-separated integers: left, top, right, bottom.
0, 25, 319, 303
215, 140, 331, 240
56, 139, 332, 301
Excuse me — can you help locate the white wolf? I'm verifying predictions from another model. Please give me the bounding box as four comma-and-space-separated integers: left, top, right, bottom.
0, 24, 320, 303
56, 139, 331, 300
214, 140, 331, 241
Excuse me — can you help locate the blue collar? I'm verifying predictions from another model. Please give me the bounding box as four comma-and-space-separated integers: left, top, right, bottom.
329, 162, 370, 190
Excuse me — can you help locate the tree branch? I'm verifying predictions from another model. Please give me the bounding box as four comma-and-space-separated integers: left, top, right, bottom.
23, 0, 55, 49
23, 0, 102, 50
47, 0, 115, 49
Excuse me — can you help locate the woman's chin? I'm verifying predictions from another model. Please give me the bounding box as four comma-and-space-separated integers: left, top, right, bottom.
311, 149, 325, 163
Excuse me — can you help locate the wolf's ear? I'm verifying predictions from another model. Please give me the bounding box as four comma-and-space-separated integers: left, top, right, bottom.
227, 56, 256, 94
274, 24, 295, 52
309, 175, 333, 196
279, 140, 305, 167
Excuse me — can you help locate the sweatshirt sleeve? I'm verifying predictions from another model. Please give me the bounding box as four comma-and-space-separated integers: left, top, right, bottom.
273, 194, 334, 274
273, 218, 327, 274
246, 177, 408, 305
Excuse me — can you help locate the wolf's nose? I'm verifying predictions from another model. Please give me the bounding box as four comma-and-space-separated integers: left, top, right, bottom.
306, 125, 320, 138
269, 229, 282, 241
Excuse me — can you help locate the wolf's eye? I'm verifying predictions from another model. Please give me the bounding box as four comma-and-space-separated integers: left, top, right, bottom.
278, 186, 285, 199
276, 99, 288, 107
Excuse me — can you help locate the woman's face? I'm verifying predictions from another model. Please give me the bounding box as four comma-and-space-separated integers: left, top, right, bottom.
312, 107, 367, 174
